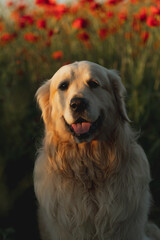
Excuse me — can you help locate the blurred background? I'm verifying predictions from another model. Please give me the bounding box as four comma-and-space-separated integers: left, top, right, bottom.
0, 0, 160, 239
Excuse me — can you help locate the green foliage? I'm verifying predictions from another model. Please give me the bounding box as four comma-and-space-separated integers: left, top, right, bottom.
0, 228, 15, 240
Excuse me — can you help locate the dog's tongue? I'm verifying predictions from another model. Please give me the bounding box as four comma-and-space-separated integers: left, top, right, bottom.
71, 122, 91, 135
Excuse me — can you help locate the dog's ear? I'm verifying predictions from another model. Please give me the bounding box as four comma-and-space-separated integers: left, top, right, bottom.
36, 80, 51, 124
108, 70, 130, 122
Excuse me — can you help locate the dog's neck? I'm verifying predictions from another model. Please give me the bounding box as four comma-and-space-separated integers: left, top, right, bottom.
43, 124, 133, 189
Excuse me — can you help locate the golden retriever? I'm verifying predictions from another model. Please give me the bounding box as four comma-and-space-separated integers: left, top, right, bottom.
34, 61, 160, 240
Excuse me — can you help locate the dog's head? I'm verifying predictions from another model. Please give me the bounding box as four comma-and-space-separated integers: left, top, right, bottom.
36, 61, 129, 143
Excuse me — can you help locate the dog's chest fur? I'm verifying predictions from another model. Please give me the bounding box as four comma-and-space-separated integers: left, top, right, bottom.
48, 172, 123, 239
35, 141, 142, 239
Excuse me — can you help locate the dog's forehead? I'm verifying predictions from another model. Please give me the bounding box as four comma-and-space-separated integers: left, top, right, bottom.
51, 61, 110, 87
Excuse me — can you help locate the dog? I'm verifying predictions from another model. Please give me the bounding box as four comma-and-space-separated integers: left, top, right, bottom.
34, 61, 160, 240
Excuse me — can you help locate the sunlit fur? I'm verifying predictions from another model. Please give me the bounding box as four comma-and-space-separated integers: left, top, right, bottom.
34, 61, 160, 240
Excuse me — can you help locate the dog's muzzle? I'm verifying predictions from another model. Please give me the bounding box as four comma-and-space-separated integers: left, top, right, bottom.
63, 97, 103, 142
64, 115, 103, 143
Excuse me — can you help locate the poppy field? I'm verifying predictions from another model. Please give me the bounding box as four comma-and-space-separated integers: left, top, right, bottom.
0, 0, 160, 239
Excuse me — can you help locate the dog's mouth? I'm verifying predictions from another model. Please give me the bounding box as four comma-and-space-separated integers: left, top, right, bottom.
64, 115, 102, 142
71, 120, 91, 135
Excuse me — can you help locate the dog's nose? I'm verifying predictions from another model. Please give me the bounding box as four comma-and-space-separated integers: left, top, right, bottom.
70, 97, 88, 113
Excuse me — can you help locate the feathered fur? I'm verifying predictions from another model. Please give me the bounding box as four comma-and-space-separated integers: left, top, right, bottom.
34, 61, 160, 240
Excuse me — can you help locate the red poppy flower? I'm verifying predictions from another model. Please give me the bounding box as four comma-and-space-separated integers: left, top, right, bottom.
150, 6, 160, 15
53, 4, 68, 19
36, 0, 55, 4
77, 32, 90, 41
1, 33, 15, 43
72, 18, 88, 30
140, 31, 149, 44
23, 15, 34, 24
98, 28, 108, 40
19, 15, 34, 28
48, 0, 56, 4
37, 19, 47, 29
62, 61, 71, 66
24, 33, 39, 43
48, 29, 54, 37
138, 7, 148, 22
6, 1, 14, 7
146, 16, 159, 27
107, 0, 124, 5
118, 11, 127, 21
17, 4, 26, 11
90, 2, 100, 11
35, 0, 49, 5
52, 51, 63, 60
106, 11, 114, 19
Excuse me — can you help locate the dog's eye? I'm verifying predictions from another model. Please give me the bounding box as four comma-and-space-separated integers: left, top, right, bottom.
58, 81, 69, 91
87, 79, 100, 89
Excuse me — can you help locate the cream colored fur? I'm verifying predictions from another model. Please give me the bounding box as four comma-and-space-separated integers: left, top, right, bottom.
34, 61, 160, 240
